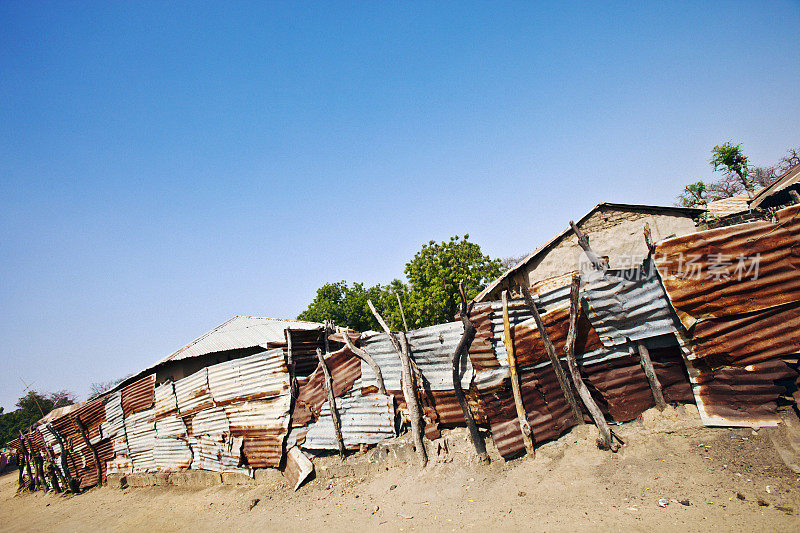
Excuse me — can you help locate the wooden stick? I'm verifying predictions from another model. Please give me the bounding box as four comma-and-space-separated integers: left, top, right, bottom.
569, 221, 605, 271
520, 286, 584, 424
75, 417, 103, 487
33, 452, 46, 491
644, 223, 656, 253
316, 348, 346, 458
563, 276, 619, 451
367, 299, 427, 467
47, 423, 79, 493
18, 432, 34, 490
395, 292, 409, 332
636, 340, 667, 410
453, 281, 489, 463
341, 330, 387, 395
501, 290, 535, 457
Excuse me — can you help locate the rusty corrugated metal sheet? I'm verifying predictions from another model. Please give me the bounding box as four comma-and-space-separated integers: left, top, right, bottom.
654, 204, 800, 329
512, 305, 603, 368
465, 305, 498, 370
581, 266, 679, 347
191, 406, 230, 435
154, 438, 193, 471
224, 395, 292, 468
121, 374, 155, 417
684, 358, 796, 427
207, 348, 289, 404
293, 347, 361, 426
72, 396, 107, 441
302, 392, 396, 451
689, 301, 800, 367
285, 327, 327, 377
193, 434, 247, 473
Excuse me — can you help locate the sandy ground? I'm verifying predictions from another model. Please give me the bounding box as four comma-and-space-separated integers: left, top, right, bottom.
2, 405, 799, 533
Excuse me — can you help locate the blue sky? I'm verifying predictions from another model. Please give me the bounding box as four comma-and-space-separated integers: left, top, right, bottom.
1, 1, 798, 410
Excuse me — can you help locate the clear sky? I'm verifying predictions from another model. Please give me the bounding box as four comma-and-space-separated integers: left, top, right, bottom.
1, 1, 798, 411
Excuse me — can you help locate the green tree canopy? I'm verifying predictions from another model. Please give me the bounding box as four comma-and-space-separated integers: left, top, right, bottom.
0, 390, 76, 447
297, 235, 502, 332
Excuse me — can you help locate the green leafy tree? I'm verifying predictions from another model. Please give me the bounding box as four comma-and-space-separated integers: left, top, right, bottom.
298, 235, 502, 332
677, 180, 708, 207
403, 235, 502, 328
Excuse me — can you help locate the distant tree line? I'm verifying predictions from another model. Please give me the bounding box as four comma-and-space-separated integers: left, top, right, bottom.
0, 390, 76, 447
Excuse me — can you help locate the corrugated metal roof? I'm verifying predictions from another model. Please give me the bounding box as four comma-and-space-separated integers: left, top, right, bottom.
580, 265, 679, 347
157, 316, 321, 365
654, 204, 800, 328
207, 348, 289, 404
705, 192, 751, 218
750, 162, 800, 209
359, 322, 473, 392
302, 392, 396, 451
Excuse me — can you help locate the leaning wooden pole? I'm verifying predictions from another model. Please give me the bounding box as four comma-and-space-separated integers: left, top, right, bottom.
75, 417, 103, 487
520, 286, 584, 424
44, 445, 64, 493
286, 329, 298, 399
636, 341, 667, 410
367, 300, 427, 467
570, 221, 605, 271
316, 347, 346, 458
341, 331, 387, 395
453, 281, 489, 463
18, 432, 34, 490
47, 423, 79, 493
501, 290, 535, 457
563, 276, 619, 451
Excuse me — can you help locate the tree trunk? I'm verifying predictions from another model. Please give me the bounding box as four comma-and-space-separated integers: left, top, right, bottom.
75, 417, 103, 488
520, 286, 584, 424
563, 276, 619, 451
316, 348, 346, 458
453, 306, 489, 463
501, 290, 535, 457
367, 300, 428, 467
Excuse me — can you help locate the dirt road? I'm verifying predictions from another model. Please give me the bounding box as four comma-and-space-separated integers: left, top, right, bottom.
2, 406, 799, 532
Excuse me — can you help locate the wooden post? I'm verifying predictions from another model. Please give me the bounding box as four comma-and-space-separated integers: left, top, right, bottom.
453, 281, 489, 463
286, 329, 298, 399
501, 290, 535, 457
367, 300, 427, 467
43, 447, 62, 493
18, 432, 34, 491
395, 292, 409, 332
75, 417, 103, 487
47, 423, 79, 493
520, 286, 584, 424
563, 276, 619, 451
341, 330, 387, 395
644, 222, 656, 253
316, 348, 346, 458
17, 450, 24, 489
33, 452, 47, 491
570, 221, 606, 271
788, 190, 800, 205
44, 445, 65, 493
635, 340, 667, 410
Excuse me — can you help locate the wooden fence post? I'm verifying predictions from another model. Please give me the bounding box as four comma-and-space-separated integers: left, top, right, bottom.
502, 290, 535, 457
75, 417, 102, 487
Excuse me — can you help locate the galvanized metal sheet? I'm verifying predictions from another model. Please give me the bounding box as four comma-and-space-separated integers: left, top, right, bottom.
155, 415, 187, 439
653, 204, 800, 328
125, 408, 156, 472
154, 437, 193, 471
101, 391, 127, 442
192, 434, 248, 473
580, 265, 679, 347
207, 348, 289, 404
302, 392, 396, 451
174, 368, 214, 417
359, 322, 473, 392
224, 395, 292, 437
191, 406, 230, 436
154, 381, 178, 420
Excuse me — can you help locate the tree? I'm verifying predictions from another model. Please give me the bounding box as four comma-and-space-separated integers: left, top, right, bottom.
297, 235, 502, 331
403, 235, 502, 328
677, 181, 708, 208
